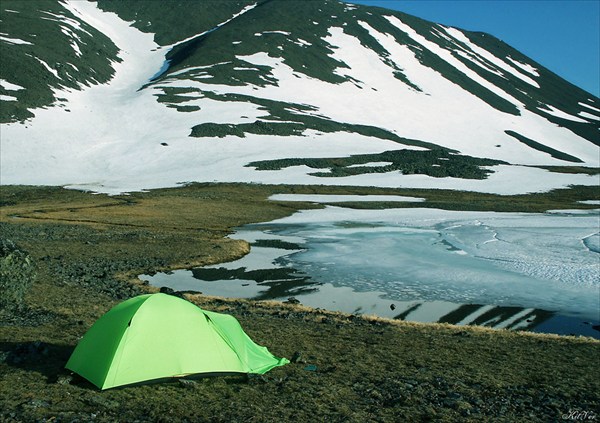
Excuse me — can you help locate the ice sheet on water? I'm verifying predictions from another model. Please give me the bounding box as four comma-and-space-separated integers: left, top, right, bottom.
144, 208, 599, 335
256, 208, 600, 319
582, 233, 600, 253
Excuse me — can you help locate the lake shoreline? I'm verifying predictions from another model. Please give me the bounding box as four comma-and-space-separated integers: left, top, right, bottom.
143, 203, 600, 338
146, 268, 600, 339
1, 183, 599, 421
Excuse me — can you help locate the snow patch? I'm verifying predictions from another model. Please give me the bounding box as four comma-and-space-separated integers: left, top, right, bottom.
294, 38, 311, 47
254, 31, 290, 37
33, 57, 60, 79
347, 161, 393, 168
269, 194, 425, 203
0, 79, 24, 91
442, 26, 540, 88
1, 0, 598, 194
579, 101, 600, 113
385, 16, 524, 107
454, 50, 504, 77
236, 52, 281, 68
579, 111, 600, 121
264, 30, 291, 35
537, 105, 588, 123
40, 10, 93, 37
506, 56, 539, 76
0, 34, 33, 45
0, 94, 18, 101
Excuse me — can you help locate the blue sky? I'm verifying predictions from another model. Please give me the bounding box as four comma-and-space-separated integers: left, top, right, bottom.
345, 0, 600, 97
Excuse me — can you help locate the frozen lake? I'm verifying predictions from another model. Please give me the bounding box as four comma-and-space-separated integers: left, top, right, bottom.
143, 207, 600, 338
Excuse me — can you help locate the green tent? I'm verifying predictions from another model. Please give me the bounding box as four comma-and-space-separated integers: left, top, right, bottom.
65, 293, 288, 390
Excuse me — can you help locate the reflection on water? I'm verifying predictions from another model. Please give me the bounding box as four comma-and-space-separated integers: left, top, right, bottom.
144, 246, 597, 338
142, 207, 600, 338
189, 264, 556, 331
191, 266, 319, 300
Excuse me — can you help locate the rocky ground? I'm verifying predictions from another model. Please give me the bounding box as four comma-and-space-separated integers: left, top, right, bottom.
1, 184, 598, 422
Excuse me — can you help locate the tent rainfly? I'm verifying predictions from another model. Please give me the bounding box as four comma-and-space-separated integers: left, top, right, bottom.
65, 293, 289, 390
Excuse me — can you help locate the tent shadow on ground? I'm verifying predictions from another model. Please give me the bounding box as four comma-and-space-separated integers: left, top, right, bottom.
91, 372, 253, 391
0, 341, 265, 391
0, 341, 79, 383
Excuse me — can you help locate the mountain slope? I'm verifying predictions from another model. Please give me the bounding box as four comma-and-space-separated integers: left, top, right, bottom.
0, 0, 120, 122
0, 0, 598, 194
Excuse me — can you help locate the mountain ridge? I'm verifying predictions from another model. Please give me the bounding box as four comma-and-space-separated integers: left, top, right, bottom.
0, 0, 598, 194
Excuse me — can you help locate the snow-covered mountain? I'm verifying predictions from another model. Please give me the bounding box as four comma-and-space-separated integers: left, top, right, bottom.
1, 0, 598, 194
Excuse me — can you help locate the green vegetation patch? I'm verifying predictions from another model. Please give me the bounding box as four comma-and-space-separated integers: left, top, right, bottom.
96, 0, 258, 47
169, 104, 201, 113
505, 130, 584, 163
141, 0, 351, 88
248, 149, 506, 179
190, 122, 246, 138
189, 91, 442, 148
533, 166, 600, 175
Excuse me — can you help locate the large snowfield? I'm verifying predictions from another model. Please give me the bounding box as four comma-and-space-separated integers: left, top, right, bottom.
0, 1, 598, 195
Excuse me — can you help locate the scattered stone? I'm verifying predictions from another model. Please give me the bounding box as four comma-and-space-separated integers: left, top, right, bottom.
159, 286, 184, 298
320, 365, 337, 374
87, 395, 120, 410
443, 398, 458, 409
56, 374, 74, 385
161, 142, 168, 146
390, 303, 396, 311
178, 379, 197, 389
7, 341, 50, 364
246, 374, 268, 384
25, 399, 50, 409
290, 351, 302, 363
319, 316, 332, 324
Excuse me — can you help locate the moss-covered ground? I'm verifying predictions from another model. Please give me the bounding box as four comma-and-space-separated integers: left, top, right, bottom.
1, 183, 598, 422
